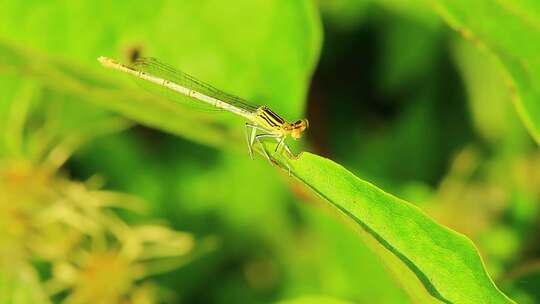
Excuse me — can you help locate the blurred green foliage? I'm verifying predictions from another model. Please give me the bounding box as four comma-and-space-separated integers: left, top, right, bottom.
1, 0, 540, 303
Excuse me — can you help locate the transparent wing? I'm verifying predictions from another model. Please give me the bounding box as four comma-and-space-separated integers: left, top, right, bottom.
132, 57, 259, 112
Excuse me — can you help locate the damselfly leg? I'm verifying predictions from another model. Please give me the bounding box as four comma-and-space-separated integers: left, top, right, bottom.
244, 123, 296, 175
254, 134, 281, 165
275, 137, 285, 153
245, 123, 269, 159
275, 138, 300, 160
245, 123, 255, 159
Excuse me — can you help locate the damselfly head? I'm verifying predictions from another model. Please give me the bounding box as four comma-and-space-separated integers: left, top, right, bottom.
291, 119, 309, 139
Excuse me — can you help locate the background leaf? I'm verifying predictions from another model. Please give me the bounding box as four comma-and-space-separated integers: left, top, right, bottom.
428, 0, 540, 144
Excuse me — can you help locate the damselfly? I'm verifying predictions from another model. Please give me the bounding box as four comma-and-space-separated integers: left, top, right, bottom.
98, 56, 308, 168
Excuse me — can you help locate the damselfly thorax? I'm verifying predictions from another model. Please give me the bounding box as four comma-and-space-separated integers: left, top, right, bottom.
253, 107, 309, 139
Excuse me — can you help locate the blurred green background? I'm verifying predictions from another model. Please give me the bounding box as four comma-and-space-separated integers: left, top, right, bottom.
1, 0, 539, 303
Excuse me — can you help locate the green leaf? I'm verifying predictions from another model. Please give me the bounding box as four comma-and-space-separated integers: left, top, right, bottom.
451, 38, 527, 145
427, 0, 540, 144
281, 152, 514, 303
